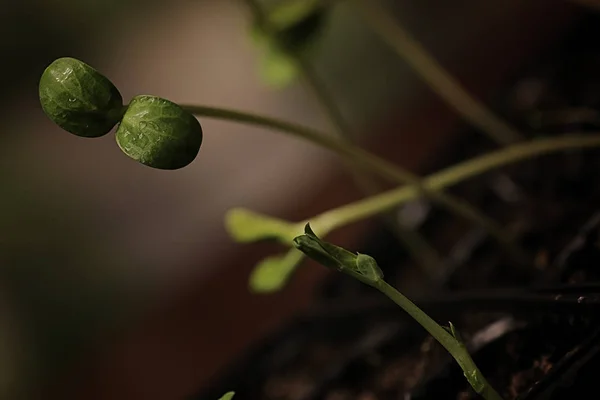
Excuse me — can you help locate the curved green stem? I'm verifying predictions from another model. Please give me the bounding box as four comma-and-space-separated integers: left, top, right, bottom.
294, 226, 502, 398
309, 134, 600, 234
182, 104, 527, 262
294, 52, 445, 275
233, 133, 600, 292
376, 280, 503, 400
355, 0, 523, 146
240, 0, 450, 273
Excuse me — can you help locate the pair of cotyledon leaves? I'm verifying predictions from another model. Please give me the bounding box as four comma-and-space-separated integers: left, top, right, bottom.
39, 1, 327, 168
39, 57, 203, 170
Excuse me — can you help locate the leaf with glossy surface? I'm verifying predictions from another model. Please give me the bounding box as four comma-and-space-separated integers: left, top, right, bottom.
39, 57, 124, 138
115, 95, 203, 170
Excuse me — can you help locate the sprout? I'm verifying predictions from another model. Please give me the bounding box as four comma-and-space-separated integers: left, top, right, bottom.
115, 95, 203, 170
39, 57, 124, 138
293, 224, 503, 400
293, 223, 383, 287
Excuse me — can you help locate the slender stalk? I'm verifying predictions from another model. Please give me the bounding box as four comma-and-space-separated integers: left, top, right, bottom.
294, 227, 502, 399
376, 280, 503, 400
241, 0, 447, 273
242, 134, 600, 293
308, 134, 600, 235
355, 0, 523, 146
184, 104, 527, 262
296, 53, 445, 275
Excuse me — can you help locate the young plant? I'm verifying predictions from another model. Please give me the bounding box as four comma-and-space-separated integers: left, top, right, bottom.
293, 223, 504, 400
39, 57, 202, 170
35, 3, 600, 396
38, 55, 600, 293
35, 1, 537, 296
227, 133, 600, 292
245, 0, 447, 277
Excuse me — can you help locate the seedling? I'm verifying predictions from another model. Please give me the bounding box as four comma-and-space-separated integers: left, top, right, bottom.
39, 54, 600, 293
294, 223, 503, 400
36, 1, 600, 397
39, 57, 202, 170
227, 133, 600, 292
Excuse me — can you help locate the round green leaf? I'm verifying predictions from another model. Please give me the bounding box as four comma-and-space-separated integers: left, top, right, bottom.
39, 57, 124, 138
115, 95, 203, 170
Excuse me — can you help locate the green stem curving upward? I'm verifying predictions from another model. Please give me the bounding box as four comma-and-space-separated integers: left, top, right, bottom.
182, 104, 527, 263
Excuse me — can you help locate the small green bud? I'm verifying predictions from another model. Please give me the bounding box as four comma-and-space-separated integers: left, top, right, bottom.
293, 223, 384, 287
39, 57, 124, 138
115, 95, 203, 170
355, 253, 384, 284
443, 321, 465, 344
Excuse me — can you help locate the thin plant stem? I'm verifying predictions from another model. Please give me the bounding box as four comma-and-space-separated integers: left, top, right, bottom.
296, 54, 445, 276
241, 134, 600, 292
239, 0, 444, 272
307, 134, 600, 235
238, 0, 528, 264
294, 227, 502, 398
355, 0, 524, 146
241, 0, 447, 272
182, 103, 527, 263
376, 280, 503, 400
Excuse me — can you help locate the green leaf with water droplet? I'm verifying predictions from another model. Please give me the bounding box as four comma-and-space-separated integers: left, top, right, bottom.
115, 95, 203, 170
39, 57, 124, 138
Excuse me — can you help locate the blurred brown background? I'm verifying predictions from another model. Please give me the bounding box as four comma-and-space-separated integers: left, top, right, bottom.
0, 0, 586, 399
